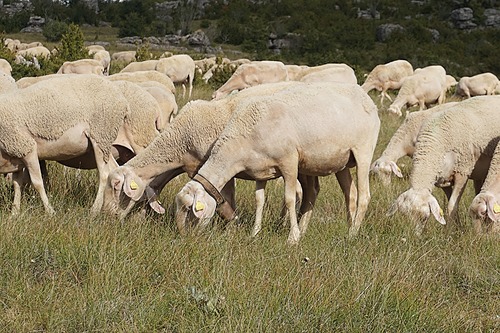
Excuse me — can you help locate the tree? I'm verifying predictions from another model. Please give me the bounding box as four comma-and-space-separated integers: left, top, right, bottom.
57, 23, 88, 61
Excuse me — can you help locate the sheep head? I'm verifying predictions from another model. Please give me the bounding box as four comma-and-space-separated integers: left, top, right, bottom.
175, 180, 217, 235
370, 160, 403, 186
103, 166, 165, 218
387, 188, 446, 235
469, 192, 500, 232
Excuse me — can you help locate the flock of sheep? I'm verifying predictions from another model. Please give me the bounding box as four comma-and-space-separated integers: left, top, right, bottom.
1, 38, 500, 244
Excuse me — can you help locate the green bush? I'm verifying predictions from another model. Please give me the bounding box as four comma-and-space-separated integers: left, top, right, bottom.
56, 23, 88, 62
43, 20, 69, 42
135, 41, 155, 62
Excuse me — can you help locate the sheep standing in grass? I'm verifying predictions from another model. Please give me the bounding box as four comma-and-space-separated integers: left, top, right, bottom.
0, 75, 130, 214
212, 61, 289, 100
387, 96, 500, 234
57, 59, 105, 75
176, 82, 380, 244
362, 60, 414, 104
371, 102, 458, 185
111, 51, 136, 65
388, 65, 447, 116
155, 54, 196, 98
101, 82, 300, 223
92, 49, 111, 75
469, 141, 500, 233
454, 72, 500, 99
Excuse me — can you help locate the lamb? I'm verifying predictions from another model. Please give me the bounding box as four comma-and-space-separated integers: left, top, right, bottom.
107, 70, 175, 94
57, 59, 105, 75
469, 141, 500, 233
2, 76, 163, 215
101, 81, 300, 221
175, 82, 380, 244
92, 49, 111, 75
0, 75, 130, 215
361, 60, 414, 104
0, 59, 12, 76
155, 54, 196, 98
371, 102, 458, 185
387, 65, 447, 116
212, 60, 289, 100
454, 72, 500, 99
387, 96, 500, 235
111, 51, 136, 64
120, 60, 159, 73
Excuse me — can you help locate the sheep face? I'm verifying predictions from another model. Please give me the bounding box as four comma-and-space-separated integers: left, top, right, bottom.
371, 160, 403, 186
387, 188, 446, 235
387, 104, 402, 116
175, 181, 217, 235
469, 192, 500, 233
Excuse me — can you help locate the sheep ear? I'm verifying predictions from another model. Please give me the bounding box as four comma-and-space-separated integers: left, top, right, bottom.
145, 186, 165, 214
192, 191, 216, 219
389, 161, 403, 178
486, 200, 500, 222
429, 196, 446, 225
109, 172, 124, 201
123, 176, 144, 201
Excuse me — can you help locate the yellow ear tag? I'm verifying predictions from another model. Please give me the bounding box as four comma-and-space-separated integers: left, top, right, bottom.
396, 166, 402, 173
130, 180, 138, 190
439, 208, 444, 216
493, 203, 500, 214
195, 201, 205, 211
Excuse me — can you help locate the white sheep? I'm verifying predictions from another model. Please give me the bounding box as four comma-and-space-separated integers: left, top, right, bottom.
445, 75, 458, 92
155, 54, 196, 98
16, 46, 51, 59
299, 65, 357, 84
371, 102, 458, 185
111, 51, 136, 64
120, 60, 159, 73
387, 65, 447, 116
107, 70, 175, 94
387, 96, 500, 235
454, 72, 500, 99
101, 81, 300, 223
361, 60, 414, 104
175, 82, 380, 244
0, 59, 13, 77
285, 64, 307, 81
136, 81, 178, 128
0, 75, 130, 214
57, 59, 105, 75
92, 49, 111, 75
15, 41, 43, 51
16, 74, 62, 89
469, 141, 500, 234
86, 44, 105, 54
212, 60, 289, 100
0, 74, 17, 94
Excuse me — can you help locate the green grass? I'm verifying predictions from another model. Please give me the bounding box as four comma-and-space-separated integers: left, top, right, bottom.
0, 84, 499, 333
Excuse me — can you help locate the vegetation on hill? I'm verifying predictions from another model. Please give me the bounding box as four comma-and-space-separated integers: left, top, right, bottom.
1, 0, 499, 76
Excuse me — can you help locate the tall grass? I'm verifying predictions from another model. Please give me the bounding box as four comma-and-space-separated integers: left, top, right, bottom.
0, 89, 498, 332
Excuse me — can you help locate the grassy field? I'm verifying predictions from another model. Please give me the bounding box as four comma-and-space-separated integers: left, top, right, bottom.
0, 82, 499, 332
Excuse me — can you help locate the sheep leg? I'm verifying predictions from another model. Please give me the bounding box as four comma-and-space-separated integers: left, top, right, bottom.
350, 157, 372, 237
298, 175, 320, 236
11, 170, 27, 215
90, 139, 119, 214
280, 179, 303, 228
251, 180, 267, 237
446, 175, 468, 229
281, 163, 300, 245
335, 168, 357, 227
22, 150, 55, 215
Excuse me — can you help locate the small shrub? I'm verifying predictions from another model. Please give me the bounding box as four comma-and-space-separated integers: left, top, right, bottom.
43, 20, 69, 42
136, 41, 154, 62
57, 23, 88, 62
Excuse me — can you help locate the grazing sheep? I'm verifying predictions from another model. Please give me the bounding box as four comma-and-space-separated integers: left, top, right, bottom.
111, 51, 136, 64
155, 54, 196, 98
92, 49, 111, 75
0, 59, 12, 76
107, 70, 175, 94
469, 141, 500, 233
387, 65, 447, 116
101, 81, 299, 221
299, 65, 357, 84
445, 75, 458, 92
120, 60, 159, 73
454, 72, 500, 99
57, 59, 105, 75
86, 44, 105, 53
15, 41, 43, 51
176, 82, 380, 244
212, 60, 289, 100
387, 96, 500, 234
371, 102, 458, 185
0, 75, 131, 214
136, 82, 178, 128
16, 46, 51, 59
361, 60, 414, 104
